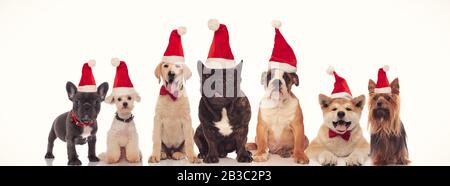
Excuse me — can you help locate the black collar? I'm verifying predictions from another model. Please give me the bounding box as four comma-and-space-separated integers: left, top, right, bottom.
115, 113, 134, 123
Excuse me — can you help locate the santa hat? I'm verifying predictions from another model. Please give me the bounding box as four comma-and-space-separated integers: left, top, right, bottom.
78, 59, 97, 92
327, 66, 352, 99
374, 65, 391, 93
162, 26, 186, 64
109, 58, 137, 96
268, 20, 297, 73
205, 19, 235, 69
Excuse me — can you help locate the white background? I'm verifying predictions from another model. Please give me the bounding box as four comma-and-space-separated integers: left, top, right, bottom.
0, 0, 449, 166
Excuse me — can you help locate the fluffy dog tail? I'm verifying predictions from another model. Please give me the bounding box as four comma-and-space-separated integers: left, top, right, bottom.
245, 143, 257, 151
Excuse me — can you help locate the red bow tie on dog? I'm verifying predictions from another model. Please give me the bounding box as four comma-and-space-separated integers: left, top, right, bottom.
69, 111, 94, 127
328, 129, 351, 141
160, 86, 178, 101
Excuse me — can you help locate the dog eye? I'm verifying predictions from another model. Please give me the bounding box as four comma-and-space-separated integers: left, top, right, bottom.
163, 64, 168, 68
175, 64, 181, 68
118, 98, 122, 102
346, 108, 352, 111
384, 96, 391, 101
332, 108, 337, 111
127, 96, 132, 100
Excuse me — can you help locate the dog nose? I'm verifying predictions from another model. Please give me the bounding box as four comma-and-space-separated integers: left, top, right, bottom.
168, 71, 175, 82
337, 111, 345, 119
271, 79, 282, 89
123, 102, 128, 108
377, 101, 382, 107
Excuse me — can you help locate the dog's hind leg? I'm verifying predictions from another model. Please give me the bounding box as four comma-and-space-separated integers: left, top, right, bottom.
45, 128, 56, 159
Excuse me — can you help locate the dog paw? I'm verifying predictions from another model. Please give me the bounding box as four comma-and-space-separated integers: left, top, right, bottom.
68, 158, 82, 166
45, 153, 54, 159
253, 153, 269, 162
279, 150, 293, 158
345, 153, 367, 166
197, 153, 206, 159
148, 155, 160, 163
293, 153, 309, 164
203, 155, 219, 163
103, 153, 120, 164
172, 152, 186, 160
318, 151, 338, 166
161, 152, 168, 160
126, 154, 141, 163
237, 151, 253, 163
88, 155, 100, 162
188, 156, 201, 164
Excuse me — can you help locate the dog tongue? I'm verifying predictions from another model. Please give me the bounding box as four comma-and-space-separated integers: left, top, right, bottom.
335, 125, 347, 132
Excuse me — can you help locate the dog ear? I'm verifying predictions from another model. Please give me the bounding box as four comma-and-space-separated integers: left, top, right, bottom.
368, 79, 376, 93
260, 71, 267, 85
390, 78, 400, 95
66, 81, 77, 101
133, 93, 141, 102
290, 73, 299, 86
182, 64, 192, 80
319, 94, 331, 108
154, 62, 163, 83
97, 82, 109, 101
352, 95, 366, 109
105, 95, 114, 104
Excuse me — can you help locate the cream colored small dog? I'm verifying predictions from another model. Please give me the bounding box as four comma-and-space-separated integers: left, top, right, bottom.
100, 93, 142, 163
306, 94, 369, 166
148, 62, 199, 163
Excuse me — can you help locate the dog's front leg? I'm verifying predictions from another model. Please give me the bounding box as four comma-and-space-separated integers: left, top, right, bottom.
253, 115, 269, 162
202, 127, 220, 163
291, 106, 309, 164
234, 127, 253, 163
66, 137, 81, 166
87, 135, 99, 162
125, 132, 141, 163
182, 115, 200, 163
149, 115, 163, 163
104, 133, 121, 164
345, 139, 369, 166
306, 140, 337, 166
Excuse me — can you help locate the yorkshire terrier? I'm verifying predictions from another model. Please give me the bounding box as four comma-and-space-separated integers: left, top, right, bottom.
368, 66, 410, 165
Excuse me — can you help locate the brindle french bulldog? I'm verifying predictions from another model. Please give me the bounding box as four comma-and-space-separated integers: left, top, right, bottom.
194, 60, 253, 163
45, 81, 108, 165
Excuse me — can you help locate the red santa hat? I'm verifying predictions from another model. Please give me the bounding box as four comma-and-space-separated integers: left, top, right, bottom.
327, 66, 352, 99
78, 59, 97, 92
162, 26, 186, 64
374, 65, 391, 93
205, 19, 235, 69
109, 58, 137, 96
268, 20, 297, 73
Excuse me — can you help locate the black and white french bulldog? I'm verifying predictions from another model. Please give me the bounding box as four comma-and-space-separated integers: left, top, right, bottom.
194, 60, 253, 163
45, 81, 108, 165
